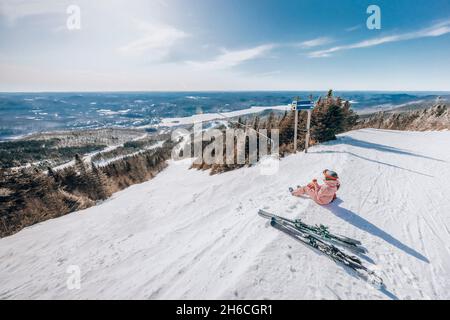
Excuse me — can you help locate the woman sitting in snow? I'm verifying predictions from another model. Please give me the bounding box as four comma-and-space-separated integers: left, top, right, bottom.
291, 169, 340, 205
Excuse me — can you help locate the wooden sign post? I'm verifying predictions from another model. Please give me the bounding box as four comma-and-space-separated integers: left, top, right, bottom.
305, 109, 312, 153
292, 97, 299, 153
291, 97, 314, 154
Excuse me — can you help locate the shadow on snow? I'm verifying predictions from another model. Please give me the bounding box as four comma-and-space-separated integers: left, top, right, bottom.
324, 199, 429, 263
331, 136, 446, 163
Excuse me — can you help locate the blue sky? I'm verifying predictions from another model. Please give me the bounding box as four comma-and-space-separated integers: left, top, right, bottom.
0, 0, 449, 91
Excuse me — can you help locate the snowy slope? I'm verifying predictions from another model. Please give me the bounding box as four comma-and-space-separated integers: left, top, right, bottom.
1, 129, 450, 300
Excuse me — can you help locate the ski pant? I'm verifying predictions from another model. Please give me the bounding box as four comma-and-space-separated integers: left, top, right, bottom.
292, 186, 316, 199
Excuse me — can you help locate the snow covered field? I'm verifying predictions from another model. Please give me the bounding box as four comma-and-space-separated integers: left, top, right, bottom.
1, 129, 450, 300
158, 105, 290, 127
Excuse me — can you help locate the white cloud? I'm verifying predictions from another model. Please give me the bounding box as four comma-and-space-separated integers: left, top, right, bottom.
296, 37, 333, 48
251, 70, 281, 78
118, 20, 189, 59
345, 25, 361, 32
187, 44, 275, 70
309, 20, 450, 58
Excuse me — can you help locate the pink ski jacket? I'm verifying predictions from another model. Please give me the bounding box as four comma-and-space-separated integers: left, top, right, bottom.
311, 180, 340, 205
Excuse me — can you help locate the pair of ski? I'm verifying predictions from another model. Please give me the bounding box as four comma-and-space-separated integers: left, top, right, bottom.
259, 209, 366, 254
258, 209, 384, 287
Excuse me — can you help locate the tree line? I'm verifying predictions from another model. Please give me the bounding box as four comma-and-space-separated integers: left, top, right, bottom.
191, 90, 358, 174
0, 140, 174, 237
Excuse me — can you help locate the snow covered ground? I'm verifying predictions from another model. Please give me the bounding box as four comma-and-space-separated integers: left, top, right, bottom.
1, 129, 450, 300
52, 133, 149, 171
158, 105, 290, 127
93, 141, 165, 168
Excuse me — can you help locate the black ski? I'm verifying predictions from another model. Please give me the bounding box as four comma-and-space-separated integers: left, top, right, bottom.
269, 218, 384, 287
259, 209, 364, 250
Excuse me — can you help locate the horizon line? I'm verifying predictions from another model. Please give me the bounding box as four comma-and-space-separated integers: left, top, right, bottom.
1, 89, 450, 94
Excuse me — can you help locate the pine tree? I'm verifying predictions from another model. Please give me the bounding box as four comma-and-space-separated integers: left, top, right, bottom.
47, 166, 61, 183
91, 163, 110, 200
342, 100, 359, 131
278, 110, 295, 146
266, 112, 276, 130
74, 154, 87, 176
236, 116, 243, 129
253, 115, 260, 130
281, 110, 288, 122
311, 92, 345, 142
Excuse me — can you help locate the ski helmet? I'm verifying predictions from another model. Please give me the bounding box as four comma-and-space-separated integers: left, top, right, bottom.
323, 169, 339, 180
